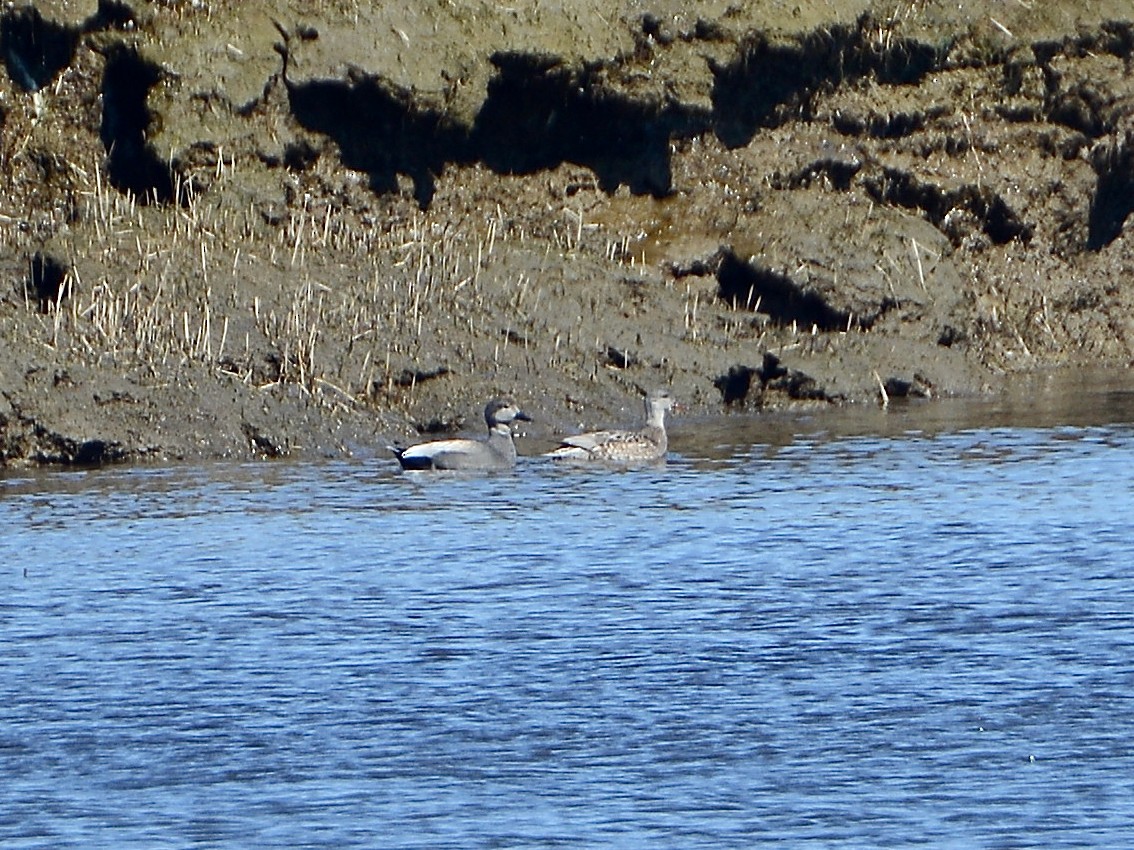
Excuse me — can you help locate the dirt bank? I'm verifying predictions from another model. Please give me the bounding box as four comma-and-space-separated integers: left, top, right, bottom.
2, 0, 1133, 465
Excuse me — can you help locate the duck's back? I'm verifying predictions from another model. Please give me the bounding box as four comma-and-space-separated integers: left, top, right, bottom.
396, 435, 514, 470
549, 425, 666, 462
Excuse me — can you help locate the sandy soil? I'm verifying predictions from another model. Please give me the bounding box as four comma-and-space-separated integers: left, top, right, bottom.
1, 0, 1133, 465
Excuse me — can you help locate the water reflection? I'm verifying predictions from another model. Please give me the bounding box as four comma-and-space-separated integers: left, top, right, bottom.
670, 367, 1134, 462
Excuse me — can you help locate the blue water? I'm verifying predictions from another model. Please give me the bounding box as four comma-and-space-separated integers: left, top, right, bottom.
3, 401, 1134, 847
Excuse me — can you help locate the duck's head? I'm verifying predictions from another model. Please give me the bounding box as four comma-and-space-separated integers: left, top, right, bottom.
645, 389, 677, 417
485, 398, 533, 428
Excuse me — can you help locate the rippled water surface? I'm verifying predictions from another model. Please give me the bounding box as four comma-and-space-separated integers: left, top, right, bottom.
4, 380, 1134, 848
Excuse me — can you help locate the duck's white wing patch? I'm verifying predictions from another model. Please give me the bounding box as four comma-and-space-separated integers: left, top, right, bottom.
399, 438, 471, 460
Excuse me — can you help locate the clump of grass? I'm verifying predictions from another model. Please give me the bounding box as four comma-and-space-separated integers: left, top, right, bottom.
14, 146, 677, 421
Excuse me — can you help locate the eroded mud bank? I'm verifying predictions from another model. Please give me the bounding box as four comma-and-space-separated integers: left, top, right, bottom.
2, 1, 1132, 464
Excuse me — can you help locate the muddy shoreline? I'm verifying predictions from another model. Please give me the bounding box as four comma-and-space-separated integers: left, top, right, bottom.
2, 1, 1133, 466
